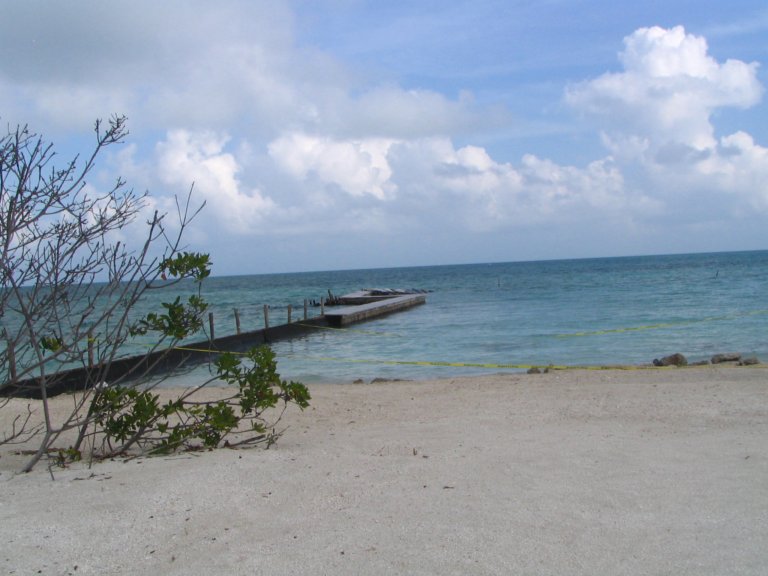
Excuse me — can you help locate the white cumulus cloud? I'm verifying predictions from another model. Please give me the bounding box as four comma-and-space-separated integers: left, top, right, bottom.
567, 25, 762, 151
268, 133, 396, 200
156, 130, 276, 234
566, 25, 767, 214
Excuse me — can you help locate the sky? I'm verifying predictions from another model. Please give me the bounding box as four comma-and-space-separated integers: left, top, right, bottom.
1, 0, 767, 275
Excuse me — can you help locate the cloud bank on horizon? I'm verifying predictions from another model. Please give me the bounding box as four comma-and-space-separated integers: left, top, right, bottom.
1, 1, 766, 274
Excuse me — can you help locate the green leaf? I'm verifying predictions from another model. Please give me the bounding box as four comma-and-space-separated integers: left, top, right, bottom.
40, 335, 63, 352
160, 252, 211, 282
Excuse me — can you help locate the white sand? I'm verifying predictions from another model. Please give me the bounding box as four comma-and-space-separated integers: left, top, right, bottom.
1, 366, 767, 575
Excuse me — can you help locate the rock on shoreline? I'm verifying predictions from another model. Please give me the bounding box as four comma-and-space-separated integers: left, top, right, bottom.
653, 352, 760, 367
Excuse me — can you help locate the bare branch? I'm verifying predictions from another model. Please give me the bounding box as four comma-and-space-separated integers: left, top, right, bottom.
2, 404, 42, 445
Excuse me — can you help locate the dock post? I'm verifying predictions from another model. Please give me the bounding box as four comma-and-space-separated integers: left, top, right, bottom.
304, 299, 308, 320
234, 309, 241, 334
263, 305, 270, 330
208, 312, 215, 343
7, 337, 17, 382
287, 304, 292, 324
320, 297, 325, 315
87, 330, 94, 369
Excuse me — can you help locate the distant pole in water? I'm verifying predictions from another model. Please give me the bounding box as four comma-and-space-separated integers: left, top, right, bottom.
6, 337, 17, 382
87, 330, 94, 368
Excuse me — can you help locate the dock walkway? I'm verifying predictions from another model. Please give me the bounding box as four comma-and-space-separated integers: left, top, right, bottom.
325, 293, 426, 326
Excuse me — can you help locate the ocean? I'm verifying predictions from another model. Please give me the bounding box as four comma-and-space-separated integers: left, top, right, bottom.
148, 250, 768, 385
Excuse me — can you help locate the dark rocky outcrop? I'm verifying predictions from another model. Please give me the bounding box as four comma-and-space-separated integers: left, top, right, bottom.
653, 353, 688, 367
649, 352, 759, 367
711, 353, 742, 364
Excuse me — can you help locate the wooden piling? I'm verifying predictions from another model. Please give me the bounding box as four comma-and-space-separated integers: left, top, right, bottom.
208, 312, 215, 342
7, 338, 17, 382
234, 309, 241, 334
87, 330, 94, 369
287, 304, 292, 324
263, 304, 270, 330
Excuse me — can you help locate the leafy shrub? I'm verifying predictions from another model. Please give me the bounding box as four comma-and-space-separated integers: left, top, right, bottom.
84, 345, 310, 457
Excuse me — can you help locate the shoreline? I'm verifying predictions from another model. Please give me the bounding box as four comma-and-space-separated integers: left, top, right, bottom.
2, 366, 767, 575
154, 355, 768, 389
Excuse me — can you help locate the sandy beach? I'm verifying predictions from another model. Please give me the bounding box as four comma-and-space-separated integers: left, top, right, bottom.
1, 366, 767, 575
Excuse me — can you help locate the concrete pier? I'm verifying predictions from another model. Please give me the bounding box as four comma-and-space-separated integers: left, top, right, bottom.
325, 293, 426, 327
2, 291, 428, 398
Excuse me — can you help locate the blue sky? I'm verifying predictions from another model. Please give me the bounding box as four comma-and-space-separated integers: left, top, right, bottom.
1, 1, 767, 275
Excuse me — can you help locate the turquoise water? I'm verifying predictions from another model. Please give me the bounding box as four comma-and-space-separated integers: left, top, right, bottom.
159, 250, 768, 384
